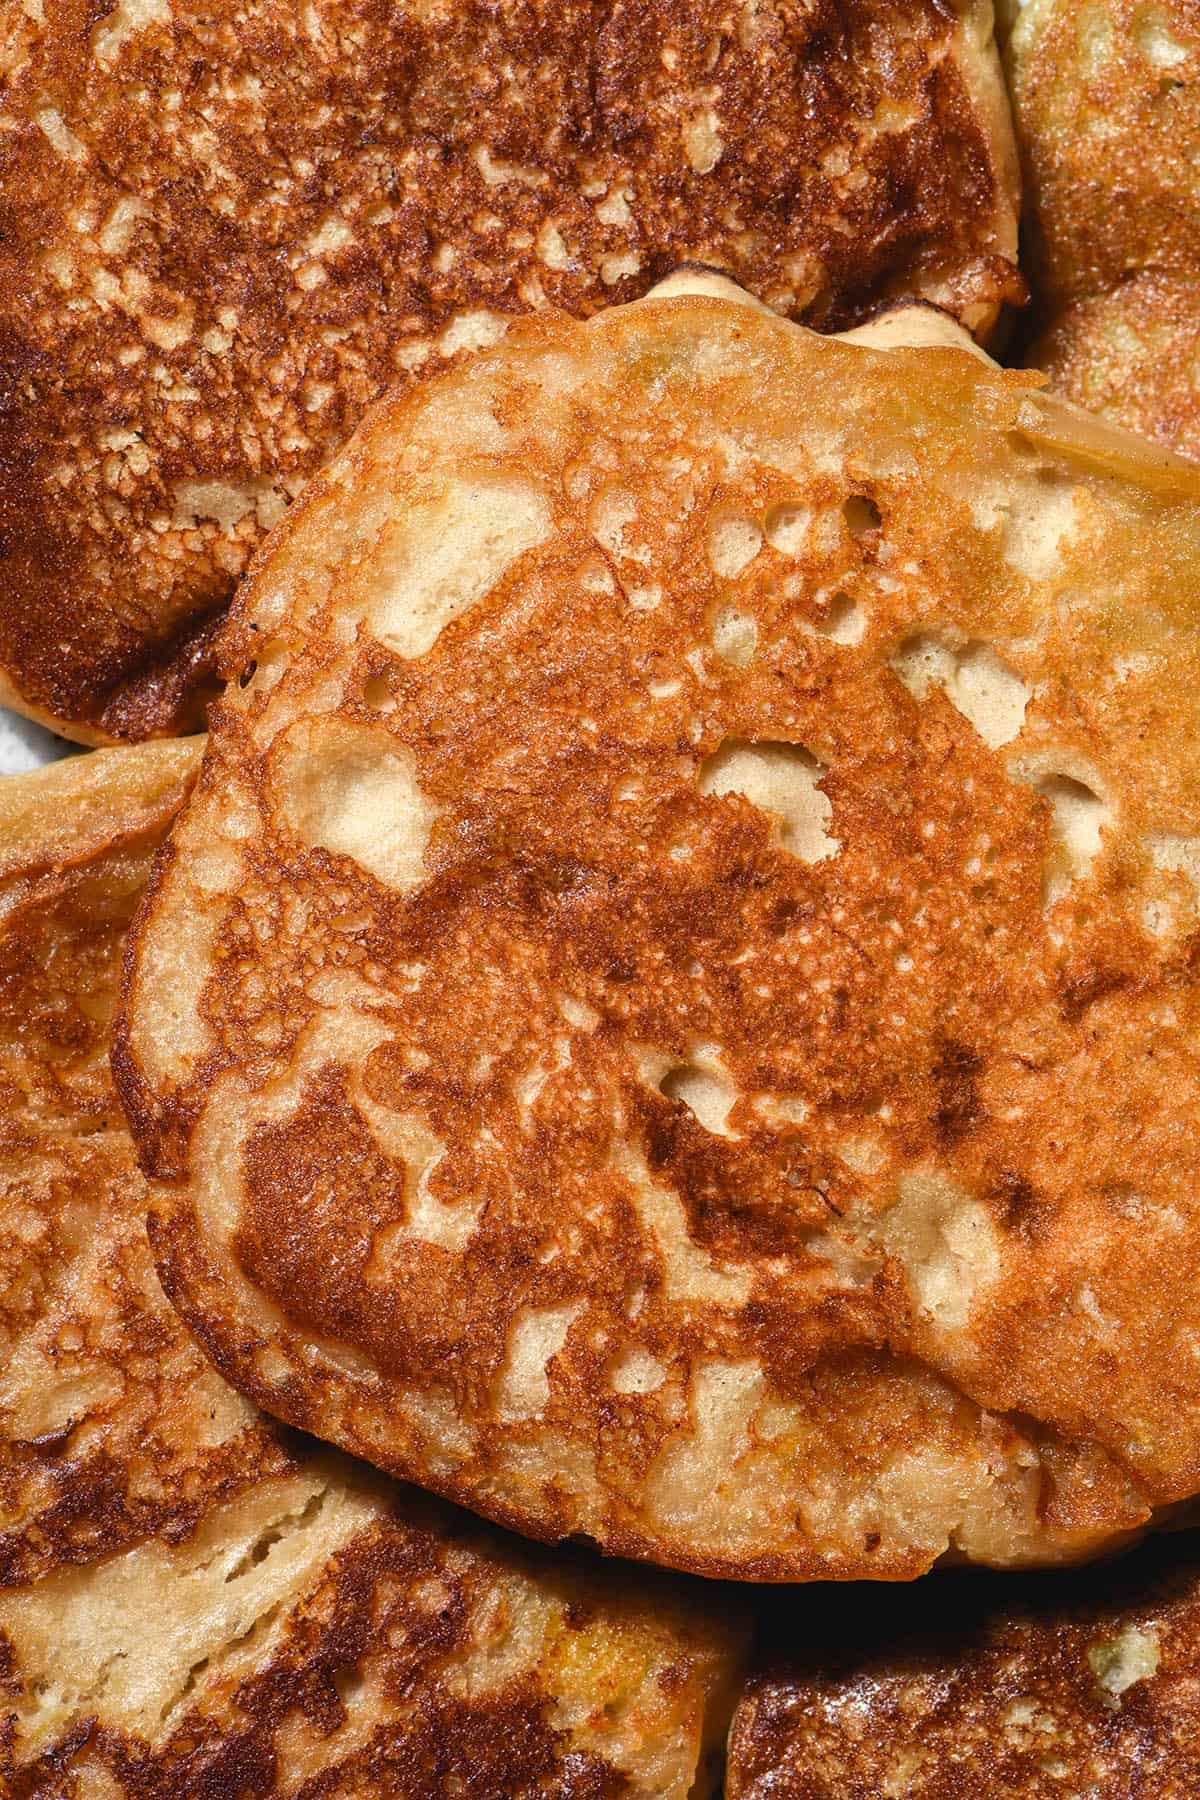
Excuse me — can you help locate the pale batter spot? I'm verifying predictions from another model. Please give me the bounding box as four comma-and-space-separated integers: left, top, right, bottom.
92, 0, 170, 63
557, 993, 600, 1031
1133, 4, 1188, 67
754, 1092, 810, 1127
892, 635, 1030, 748
658, 1044, 739, 1137
357, 1101, 476, 1255
764, 501, 813, 555
173, 479, 286, 534
682, 105, 724, 173
495, 1302, 583, 1422
699, 739, 839, 862
473, 144, 547, 189
614, 1145, 751, 1307
1000, 478, 1080, 581
601, 251, 642, 284
872, 1166, 1000, 1331
839, 1134, 887, 1176
305, 215, 355, 255
1, 1359, 121, 1442
1034, 772, 1111, 891
708, 516, 763, 578
595, 183, 633, 227
1088, 1626, 1160, 1705
277, 721, 437, 890
536, 221, 568, 269
610, 1347, 668, 1394
645, 1359, 765, 1540
34, 107, 87, 162
711, 603, 758, 666
2, 1475, 375, 1751
98, 197, 148, 256
130, 885, 220, 1088
438, 310, 509, 356
367, 476, 550, 657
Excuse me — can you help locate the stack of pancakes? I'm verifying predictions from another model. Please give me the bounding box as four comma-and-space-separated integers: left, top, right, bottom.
4, 4, 1200, 1794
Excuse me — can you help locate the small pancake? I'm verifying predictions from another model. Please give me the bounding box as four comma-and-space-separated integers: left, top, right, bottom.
1030, 274, 1200, 463
726, 1535, 1200, 1797
117, 288, 1200, 1582
1003, 0, 1200, 311
0, 0, 1020, 743
0, 746, 743, 1796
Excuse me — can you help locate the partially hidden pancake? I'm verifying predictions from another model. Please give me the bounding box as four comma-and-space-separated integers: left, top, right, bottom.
0, 747, 743, 1796
726, 1534, 1200, 1797
1030, 275, 1200, 465
1005, 0, 1200, 459
1003, 0, 1200, 311
116, 287, 1200, 1583
0, 0, 1021, 744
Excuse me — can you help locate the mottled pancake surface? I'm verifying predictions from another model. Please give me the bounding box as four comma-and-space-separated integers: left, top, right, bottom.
727, 1532, 1200, 1797
1007, 0, 1200, 461
119, 293, 1200, 1581
1005, 0, 1200, 309
1030, 275, 1200, 465
0, 745, 740, 1798
0, 0, 1018, 740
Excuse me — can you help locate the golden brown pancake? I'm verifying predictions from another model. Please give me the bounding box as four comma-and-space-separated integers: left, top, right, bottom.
0, 745, 742, 1796
726, 1536, 1200, 1797
116, 288, 1200, 1582
1030, 275, 1200, 464
1003, 0, 1200, 311
0, 0, 1020, 743
1005, 0, 1200, 462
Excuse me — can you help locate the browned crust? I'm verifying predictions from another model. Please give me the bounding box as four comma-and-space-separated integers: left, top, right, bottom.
0, 0, 1020, 740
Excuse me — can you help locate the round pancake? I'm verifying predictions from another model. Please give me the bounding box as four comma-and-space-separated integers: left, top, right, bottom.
117, 290, 1200, 1582
727, 1534, 1200, 1797
1004, 0, 1200, 310
0, 0, 1020, 744
0, 745, 743, 1797
1031, 274, 1200, 464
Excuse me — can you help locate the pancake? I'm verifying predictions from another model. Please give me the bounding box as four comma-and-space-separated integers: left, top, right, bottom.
1030, 275, 1200, 464
1004, 1, 1200, 463
1003, 0, 1200, 311
726, 1535, 1200, 1796
0, 0, 1021, 744
0, 746, 743, 1795
116, 286, 1200, 1583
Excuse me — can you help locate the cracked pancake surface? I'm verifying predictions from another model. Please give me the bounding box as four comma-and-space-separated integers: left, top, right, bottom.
0, 0, 1019, 742
726, 1532, 1200, 1797
118, 290, 1200, 1581
0, 744, 742, 1798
